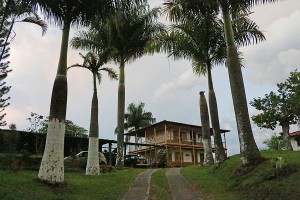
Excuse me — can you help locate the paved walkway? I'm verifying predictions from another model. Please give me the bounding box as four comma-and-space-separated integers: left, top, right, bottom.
122, 169, 158, 200
122, 168, 202, 200
166, 168, 202, 200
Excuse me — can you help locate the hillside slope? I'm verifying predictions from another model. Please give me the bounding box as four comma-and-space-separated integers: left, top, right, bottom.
182, 150, 300, 200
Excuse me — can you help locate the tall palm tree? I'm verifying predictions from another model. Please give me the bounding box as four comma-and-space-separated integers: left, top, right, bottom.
23, 0, 127, 184
163, 0, 274, 165
71, 2, 165, 168
199, 91, 214, 165
156, 4, 265, 162
68, 52, 117, 175
155, 5, 228, 162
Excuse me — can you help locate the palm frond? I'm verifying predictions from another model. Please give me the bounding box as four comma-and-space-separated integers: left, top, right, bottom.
20, 13, 47, 35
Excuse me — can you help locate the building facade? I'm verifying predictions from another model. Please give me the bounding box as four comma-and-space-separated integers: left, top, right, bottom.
125, 120, 230, 167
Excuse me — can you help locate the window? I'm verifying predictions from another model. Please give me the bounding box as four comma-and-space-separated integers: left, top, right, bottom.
181, 132, 188, 141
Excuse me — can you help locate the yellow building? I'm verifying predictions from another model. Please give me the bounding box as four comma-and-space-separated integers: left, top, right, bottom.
125, 120, 230, 167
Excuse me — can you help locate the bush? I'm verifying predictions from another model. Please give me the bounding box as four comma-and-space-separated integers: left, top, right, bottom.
0, 152, 42, 171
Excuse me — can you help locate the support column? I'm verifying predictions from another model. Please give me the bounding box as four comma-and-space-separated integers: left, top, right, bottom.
164, 123, 168, 166
192, 129, 195, 165
99, 144, 103, 152
154, 128, 157, 144
109, 143, 112, 166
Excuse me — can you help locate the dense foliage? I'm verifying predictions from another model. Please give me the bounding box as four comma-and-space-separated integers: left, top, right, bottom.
251, 71, 300, 132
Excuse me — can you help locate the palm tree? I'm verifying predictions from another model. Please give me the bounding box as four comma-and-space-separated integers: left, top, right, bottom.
23, 0, 128, 184
124, 102, 156, 132
155, 5, 228, 162
71, 2, 165, 168
163, 0, 274, 165
124, 102, 156, 147
199, 91, 214, 165
68, 52, 117, 175
157, 4, 265, 162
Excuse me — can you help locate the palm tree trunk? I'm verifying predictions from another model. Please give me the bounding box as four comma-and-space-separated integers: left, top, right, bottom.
38, 21, 70, 184
207, 66, 226, 162
199, 91, 214, 166
86, 73, 100, 175
221, 4, 261, 165
116, 59, 125, 168
282, 123, 293, 150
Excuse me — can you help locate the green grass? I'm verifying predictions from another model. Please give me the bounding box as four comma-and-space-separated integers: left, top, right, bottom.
150, 169, 171, 200
0, 168, 144, 200
181, 150, 300, 200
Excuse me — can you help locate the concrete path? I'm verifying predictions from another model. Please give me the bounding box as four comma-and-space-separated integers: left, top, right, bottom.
166, 168, 202, 200
122, 169, 158, 200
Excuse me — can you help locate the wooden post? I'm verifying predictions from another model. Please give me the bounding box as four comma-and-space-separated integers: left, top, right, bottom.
108, 143, 112, 166
192, 129, 195, 165
135, 133, 138, 150
178, 126, 181, 144
223, 132, 227, 149
154, 127, 157, 144
164, 123, 167, 144
164, 123, 168, 165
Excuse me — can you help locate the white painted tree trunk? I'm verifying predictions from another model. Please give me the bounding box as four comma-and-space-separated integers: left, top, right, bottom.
38, 119, 65, 183
86, 137, 100, 175
203, 138, 214, 166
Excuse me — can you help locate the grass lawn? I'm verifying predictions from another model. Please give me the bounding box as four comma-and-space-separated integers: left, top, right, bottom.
0, 168, 144, 200
181, 150, 300, 200
149, 169, 171, 200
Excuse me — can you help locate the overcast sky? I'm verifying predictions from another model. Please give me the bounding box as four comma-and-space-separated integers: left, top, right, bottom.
5, 0, 300, 156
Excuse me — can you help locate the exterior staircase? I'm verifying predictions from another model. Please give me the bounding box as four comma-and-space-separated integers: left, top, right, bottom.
155, 147, 167, 167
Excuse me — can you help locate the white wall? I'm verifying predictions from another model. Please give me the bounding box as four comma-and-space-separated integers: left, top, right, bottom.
182, 150, 192, 162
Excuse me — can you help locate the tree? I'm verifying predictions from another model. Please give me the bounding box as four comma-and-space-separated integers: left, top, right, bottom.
0, 3, 12, 126
24, 0, 132, 184
263, 135, 289, 151
124, 102, 156, 131
250, 71, 300, 150
0, 0, 47, 62
26, 112, 44, 154
199, 91, 214, 165
39, 117, 88, 137
124, 102, 156, 146
68, 52, 117, 175
158, 3, 265, 162
71, 2, 164, 167
0, 38, 11, 127
8, 123, 16, 130
26, 112, 44, 133
0, 1, 46, 127
163, 0, 275, 165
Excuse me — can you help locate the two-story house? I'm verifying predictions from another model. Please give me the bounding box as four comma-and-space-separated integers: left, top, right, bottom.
125, 120, 230, 167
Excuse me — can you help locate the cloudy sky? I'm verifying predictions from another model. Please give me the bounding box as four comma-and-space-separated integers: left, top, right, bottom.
5, 0, 300, 156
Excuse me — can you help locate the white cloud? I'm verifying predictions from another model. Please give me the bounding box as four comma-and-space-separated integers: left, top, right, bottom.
243, 9, 300, 84
153, 69, 204, 100
278, 49, 300, 67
